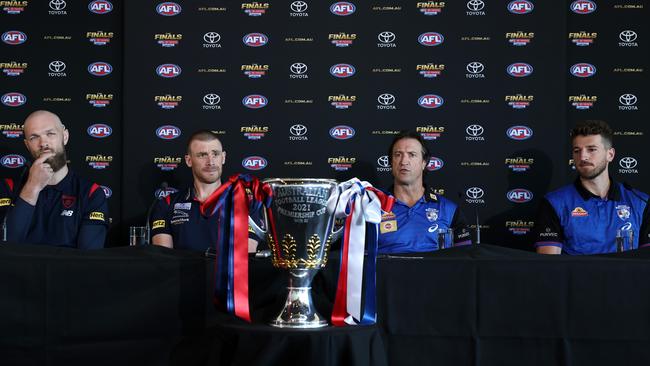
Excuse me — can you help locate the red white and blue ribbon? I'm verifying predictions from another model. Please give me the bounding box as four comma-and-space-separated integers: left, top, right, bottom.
201, 173, 271, 322
329, 178, 394, 326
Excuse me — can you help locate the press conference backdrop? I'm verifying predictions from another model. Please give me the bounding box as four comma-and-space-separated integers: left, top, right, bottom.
1, 1, 647, 247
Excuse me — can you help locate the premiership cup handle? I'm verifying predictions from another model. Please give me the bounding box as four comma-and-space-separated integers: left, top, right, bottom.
330, 220, 344, 243
248, 214, 268, 240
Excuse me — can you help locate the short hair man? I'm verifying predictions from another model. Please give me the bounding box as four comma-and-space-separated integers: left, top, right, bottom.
150, 130, 259, 252
533, 120, 650, 254
4, 110, 109, 248
378, 130, 471, 253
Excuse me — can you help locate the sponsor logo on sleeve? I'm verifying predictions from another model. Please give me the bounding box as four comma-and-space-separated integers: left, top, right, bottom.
89, 211, 105, 221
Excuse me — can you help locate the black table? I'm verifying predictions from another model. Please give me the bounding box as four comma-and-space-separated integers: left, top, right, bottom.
2, 243, 650, 365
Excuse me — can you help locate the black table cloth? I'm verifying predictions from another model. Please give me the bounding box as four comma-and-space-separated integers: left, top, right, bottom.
2, 243, 650, 365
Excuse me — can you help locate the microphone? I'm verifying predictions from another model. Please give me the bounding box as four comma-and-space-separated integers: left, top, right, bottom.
457, 190, 480, 245
475, 207, 481, 245
145, 181, 168, 244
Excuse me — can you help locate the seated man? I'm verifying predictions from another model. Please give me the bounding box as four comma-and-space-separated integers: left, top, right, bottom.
533, 120, 650, 254
379, 130, 471, 253
5, 110, 108, 248
150, 130, 260, 252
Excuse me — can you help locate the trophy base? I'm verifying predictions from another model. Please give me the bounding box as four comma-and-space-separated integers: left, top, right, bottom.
270, 285, 328, 329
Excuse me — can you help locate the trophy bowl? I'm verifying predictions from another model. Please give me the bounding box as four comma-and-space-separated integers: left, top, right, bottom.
260, 178, 340, 328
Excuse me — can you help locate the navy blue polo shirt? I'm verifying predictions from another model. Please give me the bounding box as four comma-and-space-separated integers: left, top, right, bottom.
533, 179, 650, 255
378, 187, 471, 253
5, 170, 108, 249
150, 186, 261, 252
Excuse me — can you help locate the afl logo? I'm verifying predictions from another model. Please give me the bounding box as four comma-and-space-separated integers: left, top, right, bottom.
330, 1, 356, 16
507, 0, 533, 14
2, 31, 27, 45
156, 125, 181, 140
418, 94, 444, 109
571, 0, 596, 14
570, 63, 596, 78
243, 33, 268, 47
1, 154, 26, 168
88, 0, 113, 14
242, 156, 268, 171
330, 63, 356, 78
88, 62, 112, 76
427, 157, 444, 171
242, 94, 268, 109
156, 64, 182, 78
156, 2, 182, 16
418, 32, 444, 46
1, 92, 27, 107
507, 63, 533, 77
507, 189, 533, 203
101, 185, 112, 198
507, 125, 533, 140
329, 125, 355, 140
87, 124, 112, 138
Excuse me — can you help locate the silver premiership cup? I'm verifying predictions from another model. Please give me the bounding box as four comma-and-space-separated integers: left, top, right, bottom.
255, 178, 341, 328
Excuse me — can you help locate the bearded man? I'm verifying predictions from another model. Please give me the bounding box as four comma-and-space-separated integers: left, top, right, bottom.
533, 120, 650, 254
4, 110, 108, 248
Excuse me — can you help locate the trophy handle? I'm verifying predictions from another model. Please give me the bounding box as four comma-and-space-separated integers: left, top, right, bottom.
330, 220, 344, 243
248, 214, 267, 239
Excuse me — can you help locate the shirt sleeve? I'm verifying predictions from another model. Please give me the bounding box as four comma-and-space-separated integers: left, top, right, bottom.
532, 198, 564, 249
638, 203, 650, 248
150, 196, 172, 237
0, 178, 13, 226
451, 207, 472, 245
78, 184, 109, 249
5, 196, 35, 243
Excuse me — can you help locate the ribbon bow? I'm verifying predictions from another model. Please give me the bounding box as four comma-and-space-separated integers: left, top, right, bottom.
329, 178, 394, 326
203, 173, 271, 322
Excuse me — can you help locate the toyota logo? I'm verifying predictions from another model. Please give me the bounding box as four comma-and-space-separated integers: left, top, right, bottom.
49, 0, 67, 10
203, 93, 221, 105
378, 31, 396, 44
466, 62, 484, 74
289, 124, 307, 136
377, 155, 390, 168
290, 62, 308, 75
467, 0, 485, 11
48, 60, 66, 72
466, 124, 484, 136
466, 187, 485, 199
619, 157, 638, 169
619, 94, 637, 106
619, 30, 637, 43
290, 1, 308, 12
203, 32, 221, 44
377, 93, 395, 106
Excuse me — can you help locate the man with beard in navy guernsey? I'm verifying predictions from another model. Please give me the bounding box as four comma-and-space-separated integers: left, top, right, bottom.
533, 120, 650, 254
4, 110, 108, 248
150, 130, 259, 252
378, 130, 471, 253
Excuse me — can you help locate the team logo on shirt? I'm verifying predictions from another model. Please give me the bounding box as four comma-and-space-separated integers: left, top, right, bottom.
0, 198, 11, 206
89, 212, 105, 221
425, 208, 438, 222
61, 195, 76, 209
380, 220, 397, 233
152, 220, 166, 229
380, 211, 397, 234
616, 205, 631, 220
571, 207, 588, 217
